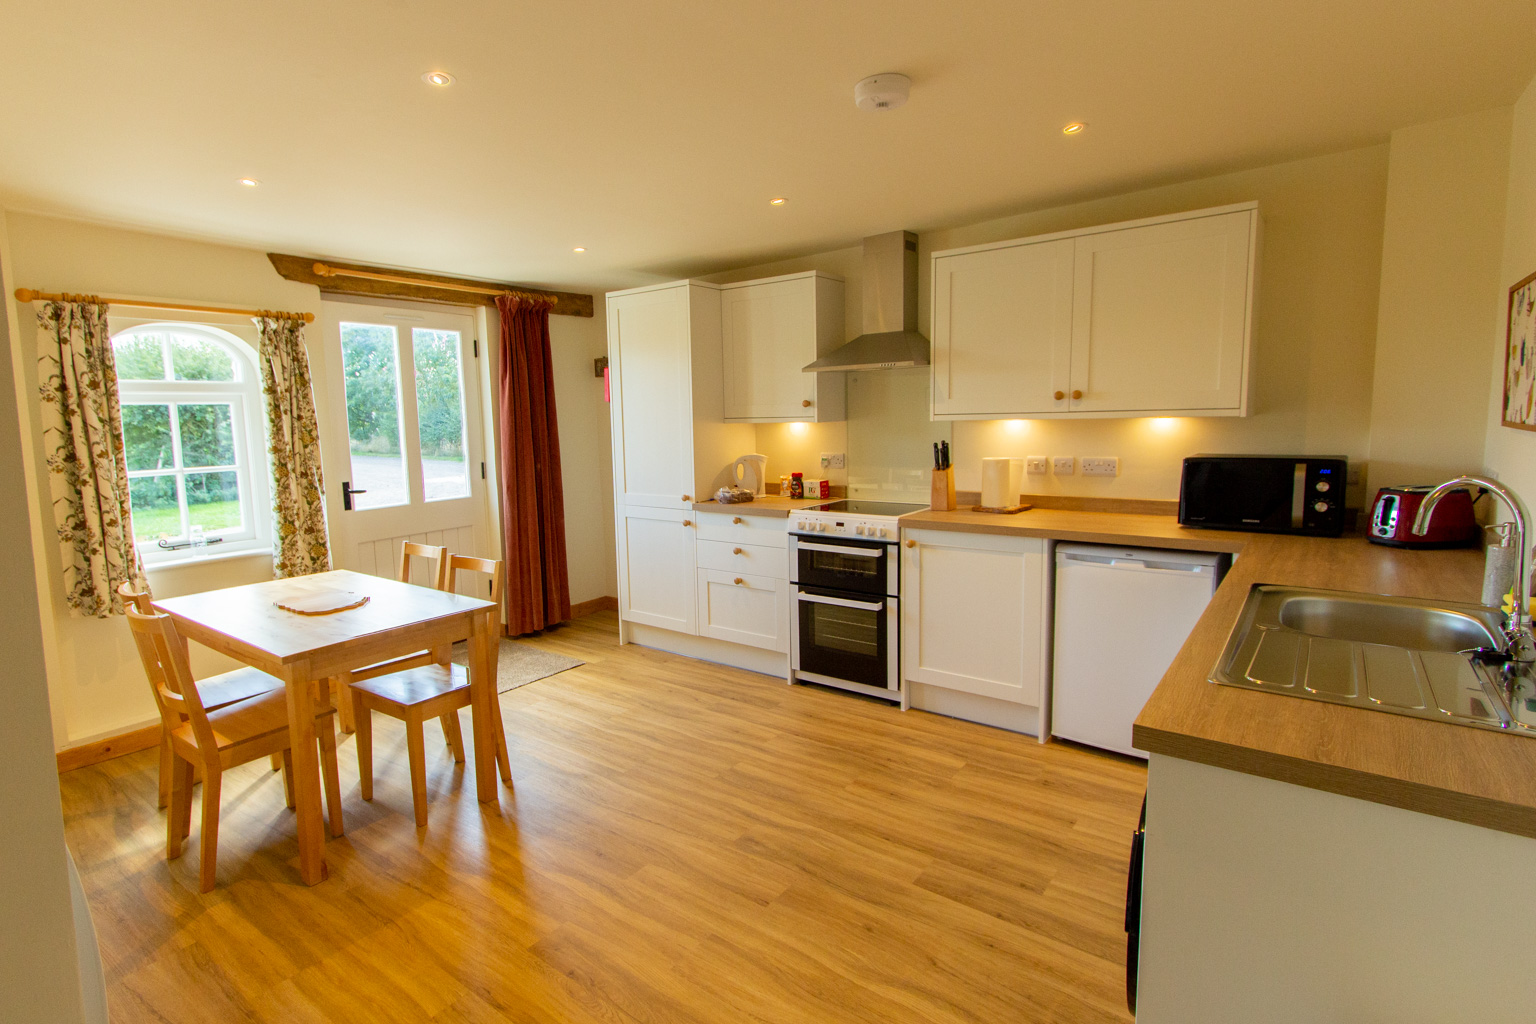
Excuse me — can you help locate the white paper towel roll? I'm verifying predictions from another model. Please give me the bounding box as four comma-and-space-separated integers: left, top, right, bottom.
981, 457, 1023, 508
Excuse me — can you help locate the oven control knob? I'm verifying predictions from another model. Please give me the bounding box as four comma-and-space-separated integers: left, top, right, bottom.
796, 521, 806, 530
879, 527, 889, 538
1315, 480, 1331, 493
818, 522, 828, 532
1313, 501, 1330, 513
855, 525, 865, 535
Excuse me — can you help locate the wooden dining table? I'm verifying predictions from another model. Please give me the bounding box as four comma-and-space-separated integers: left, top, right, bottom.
153, 569, 504, 885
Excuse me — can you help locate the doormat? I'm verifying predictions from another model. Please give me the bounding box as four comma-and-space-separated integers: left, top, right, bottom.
451, 639, 584, 693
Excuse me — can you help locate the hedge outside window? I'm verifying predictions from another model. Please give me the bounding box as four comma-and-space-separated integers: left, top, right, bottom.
111, 324, 270, 558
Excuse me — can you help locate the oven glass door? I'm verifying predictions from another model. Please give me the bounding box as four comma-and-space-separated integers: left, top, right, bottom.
796, 587, 889, 689
795, 539, 889, 597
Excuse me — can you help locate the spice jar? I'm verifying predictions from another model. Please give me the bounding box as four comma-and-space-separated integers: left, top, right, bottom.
790, 472, 804, 499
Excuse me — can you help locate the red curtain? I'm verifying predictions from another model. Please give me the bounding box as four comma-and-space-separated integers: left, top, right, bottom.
495, 295, 571, 634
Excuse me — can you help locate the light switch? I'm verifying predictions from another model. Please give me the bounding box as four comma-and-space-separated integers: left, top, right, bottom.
1026, 456, 1048, 475
1052, 456, 1075, 475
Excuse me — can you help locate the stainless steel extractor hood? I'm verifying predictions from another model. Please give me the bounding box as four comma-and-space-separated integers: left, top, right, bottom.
804, 230, 929, 371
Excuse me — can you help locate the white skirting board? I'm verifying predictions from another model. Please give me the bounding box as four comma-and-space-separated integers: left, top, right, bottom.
907, 681, 1040, 736
625, 623, 790, 679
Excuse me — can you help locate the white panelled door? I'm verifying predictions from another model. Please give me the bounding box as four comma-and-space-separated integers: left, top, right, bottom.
318, 299, 492, 593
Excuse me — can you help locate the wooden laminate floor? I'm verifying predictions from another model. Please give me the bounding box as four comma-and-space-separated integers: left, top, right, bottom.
60, 612, 1146, 1024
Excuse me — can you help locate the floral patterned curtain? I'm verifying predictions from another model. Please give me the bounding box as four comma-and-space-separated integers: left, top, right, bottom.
36, 300, 146, 617
254, 316, 330, 577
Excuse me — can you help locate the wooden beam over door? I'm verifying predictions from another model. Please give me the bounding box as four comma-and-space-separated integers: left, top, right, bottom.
267, 253, 594, 318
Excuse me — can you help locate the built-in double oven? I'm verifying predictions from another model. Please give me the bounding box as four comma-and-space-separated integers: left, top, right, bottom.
788, 531, 900, 700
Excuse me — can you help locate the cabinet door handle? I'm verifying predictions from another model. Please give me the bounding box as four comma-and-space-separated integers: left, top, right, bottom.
732, 547, 744, 554
733, 577, 744, 585
1072, 390, 1083, 400
732, 516, 743, 524
682, 494, 692, 502
1054, 391, 1065, 401
906, 539, 917, 548
682, 519, 692, 527
802, 399, 813, 408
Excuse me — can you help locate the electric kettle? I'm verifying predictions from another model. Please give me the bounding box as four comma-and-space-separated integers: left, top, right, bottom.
732, 454, 768, 496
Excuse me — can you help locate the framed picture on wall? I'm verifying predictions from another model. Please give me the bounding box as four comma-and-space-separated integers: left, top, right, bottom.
1504, 270, 1536, 431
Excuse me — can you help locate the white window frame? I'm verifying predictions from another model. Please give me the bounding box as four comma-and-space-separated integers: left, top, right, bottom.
110, 318, 273, 566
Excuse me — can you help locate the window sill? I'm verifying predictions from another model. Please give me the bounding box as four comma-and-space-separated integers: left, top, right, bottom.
142, 546, 273, 574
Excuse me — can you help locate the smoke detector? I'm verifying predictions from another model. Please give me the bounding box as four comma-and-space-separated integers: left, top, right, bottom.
854, 73, 910, 112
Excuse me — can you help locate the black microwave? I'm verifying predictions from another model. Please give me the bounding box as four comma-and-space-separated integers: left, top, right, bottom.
1178, 455, 1348, 536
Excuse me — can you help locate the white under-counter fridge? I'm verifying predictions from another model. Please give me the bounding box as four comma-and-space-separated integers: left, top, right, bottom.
1051, 543, 1228, 758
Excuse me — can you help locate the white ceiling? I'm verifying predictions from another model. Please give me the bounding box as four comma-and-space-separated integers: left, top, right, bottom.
1, 0, 1534, 291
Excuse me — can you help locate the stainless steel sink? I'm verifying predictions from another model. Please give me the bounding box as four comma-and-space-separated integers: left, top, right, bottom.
1212, 585, 1536, 735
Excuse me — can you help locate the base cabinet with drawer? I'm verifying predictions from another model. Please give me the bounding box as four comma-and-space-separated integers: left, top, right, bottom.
697, 569, 790, 651
900, 528, 1051, 734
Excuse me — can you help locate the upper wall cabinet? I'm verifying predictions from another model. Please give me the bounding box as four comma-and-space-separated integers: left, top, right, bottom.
931, 203, 1258, 420
721, 272, 846, 422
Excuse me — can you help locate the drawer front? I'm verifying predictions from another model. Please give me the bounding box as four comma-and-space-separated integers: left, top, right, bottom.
696, 539, 789, 580
696, 569, 790, 652
695, 511, 788, 549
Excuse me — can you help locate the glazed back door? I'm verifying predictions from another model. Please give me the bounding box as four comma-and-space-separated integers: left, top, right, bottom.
318, 299, 491, 591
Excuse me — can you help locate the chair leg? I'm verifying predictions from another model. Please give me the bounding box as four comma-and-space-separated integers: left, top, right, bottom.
281, 749, 296, 810
269, 752, 282, 772
318, 719, 344, 838
167, 757, 193, 859
493, 705, 512, 786
406, 720, 429, 828
158, 733, 173, 810
440, 711, 466, 763
335, 674, 356, 734
198, 768, 222, 893
355, 704, 374, 802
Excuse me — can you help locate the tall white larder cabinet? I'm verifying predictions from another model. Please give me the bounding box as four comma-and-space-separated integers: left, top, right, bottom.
606, 281, 755, 640
1051, 543, 1226, 757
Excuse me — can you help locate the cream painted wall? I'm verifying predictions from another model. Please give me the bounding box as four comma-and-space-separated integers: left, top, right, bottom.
0, 203, 89, 1024
712, 145, 1392, 505
2, 210, 616, 747
1368, 109, 1512, 497
1485, 74, 1536, 505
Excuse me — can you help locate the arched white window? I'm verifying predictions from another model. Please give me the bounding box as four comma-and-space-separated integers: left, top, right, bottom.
111, 323, 271, 561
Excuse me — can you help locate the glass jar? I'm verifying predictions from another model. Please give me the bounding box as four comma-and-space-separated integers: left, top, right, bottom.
790, 473, 804, 499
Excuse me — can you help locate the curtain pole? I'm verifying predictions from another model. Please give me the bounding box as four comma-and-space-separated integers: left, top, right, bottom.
14, 288, 313, 324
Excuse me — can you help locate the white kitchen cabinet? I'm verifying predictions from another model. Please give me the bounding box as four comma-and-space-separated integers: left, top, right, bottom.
617, 506, 697, 634
900, 528, 1050, 711
930, 202, 1257, 420
932, 238, 1075, 417
721, 272, 846, 422
696, 568, 790, 652
607, 280, 755, 510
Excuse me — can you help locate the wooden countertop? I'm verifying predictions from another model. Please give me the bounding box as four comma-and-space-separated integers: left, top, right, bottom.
691, 495, 828, 518
908, 507, 1536, 838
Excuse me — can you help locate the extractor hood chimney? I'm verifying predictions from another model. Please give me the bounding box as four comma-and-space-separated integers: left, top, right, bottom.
803, 230, 929, 371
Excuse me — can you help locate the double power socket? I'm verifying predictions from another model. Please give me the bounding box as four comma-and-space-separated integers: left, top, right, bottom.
1026, 456, 1119, 477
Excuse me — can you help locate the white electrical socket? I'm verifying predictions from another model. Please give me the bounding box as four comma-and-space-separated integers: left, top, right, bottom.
1025, 456, 1048, 475
1082, 457, 1119, 477
1052, 456, 1076, 475
821, 453, 846, 470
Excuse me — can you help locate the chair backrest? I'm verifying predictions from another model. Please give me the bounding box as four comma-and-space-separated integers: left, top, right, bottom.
117, 579, 154, 614
445, 554, 504, 606
125, 607, 219, 755
399, 542, 448, 590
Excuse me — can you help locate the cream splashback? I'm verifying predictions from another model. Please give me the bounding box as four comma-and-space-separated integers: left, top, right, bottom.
847, 368, 950, 502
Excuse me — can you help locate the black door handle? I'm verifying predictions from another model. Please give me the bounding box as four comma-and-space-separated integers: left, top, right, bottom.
342, 480, 368, 511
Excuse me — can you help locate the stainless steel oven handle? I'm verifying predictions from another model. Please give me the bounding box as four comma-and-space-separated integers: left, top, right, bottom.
796, 591, 886, 611
796, 542, 882, 558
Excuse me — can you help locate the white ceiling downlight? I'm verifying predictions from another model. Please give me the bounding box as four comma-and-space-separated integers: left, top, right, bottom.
422, 71, 455, 87
854, 73, 911, 112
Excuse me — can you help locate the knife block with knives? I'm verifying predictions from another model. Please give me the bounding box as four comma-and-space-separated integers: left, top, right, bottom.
931, 441, 956, 511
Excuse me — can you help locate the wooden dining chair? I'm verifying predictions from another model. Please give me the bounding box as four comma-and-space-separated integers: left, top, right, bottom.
119, 581, 286, 809
349, 554, 512, 827
125, 606, 345, 892
333, 541, 450, 733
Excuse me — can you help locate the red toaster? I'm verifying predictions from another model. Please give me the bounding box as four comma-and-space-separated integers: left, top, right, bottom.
1368, 486, 1479, 548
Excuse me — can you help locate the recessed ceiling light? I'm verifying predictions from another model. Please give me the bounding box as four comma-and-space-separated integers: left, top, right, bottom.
1062, 122, 1087, 135
573, 247, 586, 252
238, 177, 260, 187
422, 71, 455, 87
769, 197, 788, 206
